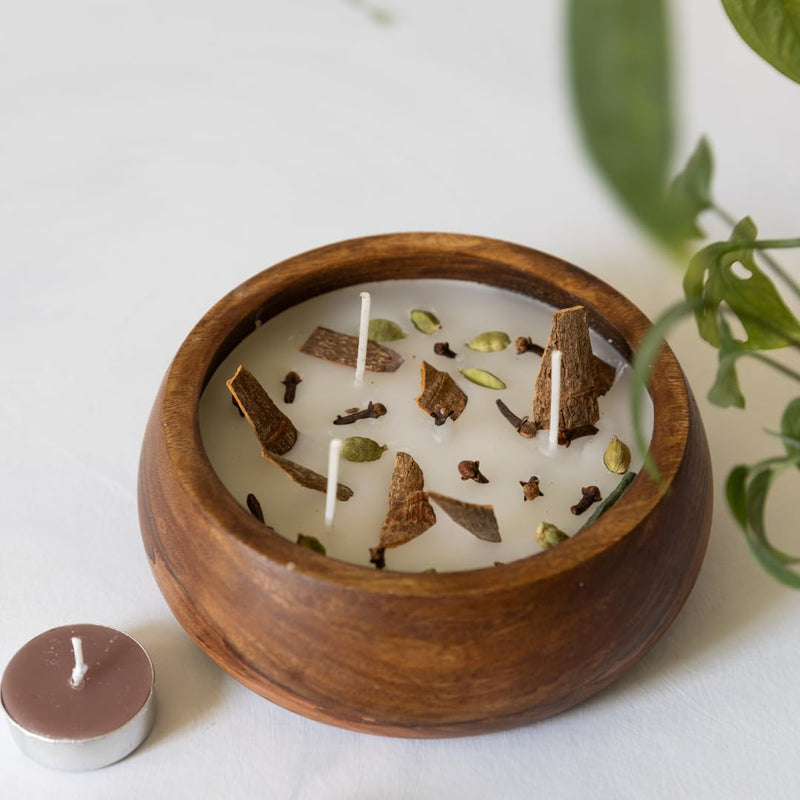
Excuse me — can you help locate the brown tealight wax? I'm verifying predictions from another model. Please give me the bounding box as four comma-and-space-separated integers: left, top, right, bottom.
1, 624, 153, 741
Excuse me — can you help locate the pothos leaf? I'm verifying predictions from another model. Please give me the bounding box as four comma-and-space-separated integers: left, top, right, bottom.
780, 397, 800, 464
664, 137, 714, 240
567, 0, 675, 246
683, 217, 800, 350
707, 315, 746, 408
721, 0, 800, 85
726, 462, 800, 588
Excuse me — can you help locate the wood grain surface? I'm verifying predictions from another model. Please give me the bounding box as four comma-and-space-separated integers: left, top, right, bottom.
137, 232, 712, 737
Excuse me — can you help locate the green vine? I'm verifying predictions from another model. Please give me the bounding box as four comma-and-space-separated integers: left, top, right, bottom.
567, 1, 800, 585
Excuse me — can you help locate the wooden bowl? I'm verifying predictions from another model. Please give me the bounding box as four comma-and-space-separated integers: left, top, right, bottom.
137, 233, 712, 737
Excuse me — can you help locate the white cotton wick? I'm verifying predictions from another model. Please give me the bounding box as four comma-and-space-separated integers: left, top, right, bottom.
548, 350, 562, 450
354, 291, 371, 387
325, 438, 343, 528
70, 636, 88, 688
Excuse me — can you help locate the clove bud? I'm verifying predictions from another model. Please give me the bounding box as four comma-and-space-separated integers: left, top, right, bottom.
570, 485, 602, 515
281, 371, 302, 403
457, 460, 489, 484
519, 476, 543, 502
333, 401, 388, 425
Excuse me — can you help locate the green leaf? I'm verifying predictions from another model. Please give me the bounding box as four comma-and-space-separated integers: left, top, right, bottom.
683, 218, 800, 350
707, 315, 746, 408
780, 397, 800, 463
665, 137, 714, 239
368, 319, 406, 342
725, 465, 749, 529
721, 0, 800, 85
567, 0, 674, 245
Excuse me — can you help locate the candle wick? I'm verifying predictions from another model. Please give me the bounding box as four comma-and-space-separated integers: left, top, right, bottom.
354, 291, 371, 387
548, 350, 562, 450
325, 438, 343, 528
69, 636, 88, 688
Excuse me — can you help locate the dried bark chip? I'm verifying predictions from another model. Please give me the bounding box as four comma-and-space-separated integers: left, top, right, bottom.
593, 357, 617, 396
227, 365, 298, 455
378, 452, 436, 548
426, 492, 501, 543
299, 326, 403, 372
532, 306, 603, 439
416, 361, 468, 423
262, 450, 353, 501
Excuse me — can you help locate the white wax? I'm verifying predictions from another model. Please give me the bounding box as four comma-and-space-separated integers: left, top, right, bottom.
354, 291, 371, 387
199, 279, 653, 572
324, 438, 343, 528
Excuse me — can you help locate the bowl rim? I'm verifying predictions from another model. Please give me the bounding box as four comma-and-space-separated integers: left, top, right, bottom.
156, 231, 688, 597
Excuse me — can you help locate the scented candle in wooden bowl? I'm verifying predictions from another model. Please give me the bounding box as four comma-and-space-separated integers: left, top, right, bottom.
137, 233, 712, 737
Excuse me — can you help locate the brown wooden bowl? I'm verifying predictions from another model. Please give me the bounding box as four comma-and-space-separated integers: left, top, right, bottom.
137, 232, 712, 737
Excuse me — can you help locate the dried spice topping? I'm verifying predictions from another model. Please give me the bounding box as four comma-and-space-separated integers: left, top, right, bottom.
281, 371, 302, 403
433, 341, 457, 358
426, 492, 501, 542
332, 401, 387, 425
410, 309, 441, 335
535, 521, 569, 549
262, 450, 353, 501
416, 361, 468, 424
341, 436, 388, 462
515, 336, 545, 356
460, 367, 507, 390
532, 306, 604, 441
579, 471, 637, 531
378, 452, 436, 548
519, 476, 544, 502
496, 399, 538, 438
227, 365, 298, 455
603, 435, 632, 473
300, 326, 403, 372
570, 485, 602, 515
296, 534, 326, 555
466, 331, 511, 352
457, 460, 489, 484
368, 319, 406, 342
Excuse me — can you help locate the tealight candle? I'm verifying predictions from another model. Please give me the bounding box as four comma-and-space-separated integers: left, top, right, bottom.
199, 278, 653, 572
1, 624, 156, 771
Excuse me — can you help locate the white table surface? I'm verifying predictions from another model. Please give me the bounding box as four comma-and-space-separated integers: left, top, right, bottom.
3, 2, 799, 797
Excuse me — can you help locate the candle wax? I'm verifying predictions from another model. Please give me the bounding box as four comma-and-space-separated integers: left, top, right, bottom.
199, 279, 653, 572
1, 624, 155, 770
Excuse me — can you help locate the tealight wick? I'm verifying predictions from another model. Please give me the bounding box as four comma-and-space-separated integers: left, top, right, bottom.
548, 350, 562, 450
325, 438, 343, 528
70, 636, 88, 688
354, 291, 371, 387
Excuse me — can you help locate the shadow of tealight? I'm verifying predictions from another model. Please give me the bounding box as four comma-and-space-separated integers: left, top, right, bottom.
126, 620, 227, 748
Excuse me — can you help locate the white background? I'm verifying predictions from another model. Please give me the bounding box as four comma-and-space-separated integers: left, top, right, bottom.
2, 1, 799, 797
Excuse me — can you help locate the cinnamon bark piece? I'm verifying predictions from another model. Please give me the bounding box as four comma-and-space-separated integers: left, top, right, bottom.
227, 365, 298, 455
299, 326, 403, 372
531, 306, 603, 439
426, 492, 501, 543
378, 452, 436, 548
416, 361, 468, 423
593, 357, 617, 396
262, 450, 353, 501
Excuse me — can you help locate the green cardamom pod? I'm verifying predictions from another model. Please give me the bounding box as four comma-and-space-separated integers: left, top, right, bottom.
410, 309, 442, 334
603, 435, 632, 474
368, 319, 406, 342
460, 367, 507, 390
466, 331, 511, 352
341, 436, 388, 462
296, 534, 326, 555
535, 521, 569, 550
